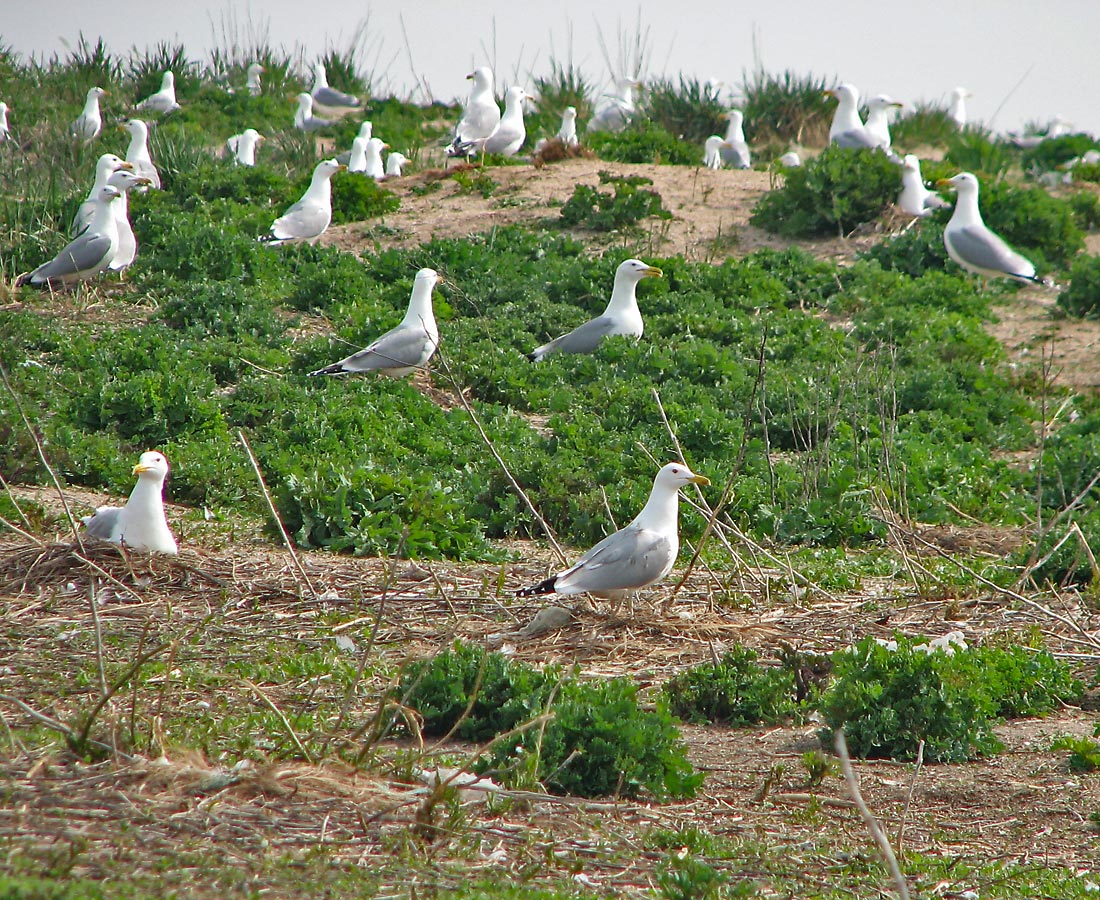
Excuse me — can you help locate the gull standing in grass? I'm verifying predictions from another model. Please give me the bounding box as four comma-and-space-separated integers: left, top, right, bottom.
294, 92, 334, 131
227, 128, 264, 166
527, 259, 662, 361
70, 86, 106, 142
72, 153, 131, 234
703, 135, 729, 169
246, 62, 264, 96
948, 87, 971, 128
587, 77, 639, 134
362, 137, 387, 179
557, 106, 578, 146
135, 72, 179, 114
336, 120, 373, 165
81, 451, 177, 554
446, 67, 500, 157
119, 119, 160, 189
261, 159, 344, 246
104, 170, 153, 273
347, 135, 369, 172
940, 172, 1040, 283
824, 83, 878, 150
516, 462, 710, 601
0, 102, 10, 142
308, 268, 442, 378
19, 186, 122, 287
863, 95, 903, 151
385, 151, 409, 176
897, 155, 949, 218
482, 86, 532, 156
311, 61, 361, 108
720, 110, 751, 168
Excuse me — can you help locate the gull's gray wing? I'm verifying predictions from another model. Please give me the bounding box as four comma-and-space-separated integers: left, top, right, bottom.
313, 323, 433, 375
720, 142, 750, 168
271, 203, 329, 241
555, 525, 674, 595
312, 86, 360, 108
133, 159, 160, 189
832, 128, 878, 150
948, 224, 1033, 277
71, 200, 97, 236
532, 315, 617, 359
29, 232, 112, 283
82, 506, 122, 541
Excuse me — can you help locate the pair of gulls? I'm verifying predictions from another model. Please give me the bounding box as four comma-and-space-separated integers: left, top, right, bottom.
293, 62, 364, 131
306, 259, 661, 379
68, 72, 179, 143
825, 83, 903, 153
446, 67, 533, 158
703, 110, 751, 170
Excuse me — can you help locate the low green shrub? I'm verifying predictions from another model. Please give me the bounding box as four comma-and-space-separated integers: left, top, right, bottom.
1020, 134, 1100, 174
750, 146, 901, 238
976, 180, 1083, 272
859, 219, 949, 278
944, 132, 1015, 178
662, 645, 799, 725
331, 174, 401, 223
1059, 254, 1100, 318
1051, 735, 1100, 773
560, 170, 671, 231
587, 121, 698, 166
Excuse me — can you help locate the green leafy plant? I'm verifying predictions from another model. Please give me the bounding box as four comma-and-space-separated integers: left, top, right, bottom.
559, 170, 670, 231
1051, 734, 1100, 774
586, 120, 698, 165
662, 645, 799, 725
1059, 253, 1100, 318
331, 174, 401, 222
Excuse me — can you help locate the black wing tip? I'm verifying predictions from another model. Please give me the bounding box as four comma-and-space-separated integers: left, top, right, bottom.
515, 576, 557, 598
307, 364, 345, 377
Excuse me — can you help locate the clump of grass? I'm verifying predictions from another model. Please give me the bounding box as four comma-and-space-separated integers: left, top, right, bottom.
559, 170, 670, 231
739, 68, 833, 147
1059, 254, 1100, 318
587, 120, 697, 165
128, 42, 200, 104
890, 101, 963, 149
642, 76, 727, 144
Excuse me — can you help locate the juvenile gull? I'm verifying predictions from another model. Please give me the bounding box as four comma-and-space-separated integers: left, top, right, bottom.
119, 119, 160, 189
824, 83, 878, 149
897, 155, 949, 218
294, 93, 334, 131
81, 451, 178, 554
261, 159, 344, 246
720, 109, 751, 168
446, 67, 500, 157
941, 172, 1039, 283
19, 186, 121, 287
587, 77, 639, 134
385, 151, 409, 176
69, 86, 106, 142
527, 259, 662, 361
311, 61, 362, 108
515, 462, 710, 601
308, 268, 441, 377
227, 128, 264, 166
246, 62, 264, 96
135, 71, 180, 114
72, 154, 131, 234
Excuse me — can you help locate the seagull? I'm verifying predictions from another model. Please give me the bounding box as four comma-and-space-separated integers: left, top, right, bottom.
72, 154, 132, 235
527, 259, 662, 362
135, 71, 180, 114
118, 119, 160, 189
347, 136, 369, 172
446, 67, 500, 157
308, 268, 442, 377
81, 451, 178, 555
104, 170, 153, 273
703, 135, 729, 169
385, 151, 409, 176
69, 87, 106, 142
19, 186, 121, 287
246, 62, 264, 96
948, 87, 971, 129
587, 77, 639, 133
864, 94, 903, 150
311, 61, 362, 108
557, 106, 578, 146
897, 155, 950, 218
940, 172, 1040, 283
778, 151, 802, 167
482, 86, 533, 156
720, 110, 751, 168
515, 462, 710, 601
294, 93, 335, 131
336, 121, 374, 165
261, 158, 344, 246
824, 83, 878, 150
227, 128, 264, 166
0, 102, 10, 142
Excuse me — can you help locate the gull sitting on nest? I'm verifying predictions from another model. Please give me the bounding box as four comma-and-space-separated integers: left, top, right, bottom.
81, 451, 178, 554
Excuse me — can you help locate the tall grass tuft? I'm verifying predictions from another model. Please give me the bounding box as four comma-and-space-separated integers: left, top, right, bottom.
61, 33, 122, 88
642, 77, 726, 144
890, 101, 965, 150
530, 58, 592, 138
740, 68, 833, 148
207, 9, 300, 97
128, 42, 200, 105
320, 17, 390, 100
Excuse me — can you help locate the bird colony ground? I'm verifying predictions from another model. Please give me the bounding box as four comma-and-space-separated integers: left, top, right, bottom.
2, 94, 1100, 899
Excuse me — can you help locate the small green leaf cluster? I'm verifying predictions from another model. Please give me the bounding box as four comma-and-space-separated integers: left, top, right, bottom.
586, 121, 698, 165
330, 174, 401, 223
662, 645, 800, 726
1059, 254, 1100, 318
559, 171, 671, 231
819, 636, 1082, 762
399, 641, 702, 800
1051, 734, 1100, 773
750, 146, 901, 238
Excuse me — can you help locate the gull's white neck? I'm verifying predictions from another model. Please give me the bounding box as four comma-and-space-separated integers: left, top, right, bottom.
401, 281, 439, 339
950, 185, 983, 227
123, 474, 176, 552
724, 117, 744, 143
83, 93, 101, 116
831, 93, 863, 136
127, 130, 152, 164
314, 67, 329, 89
605, 275, 643, 317
306, 167, 334, 202
90, 197, 120, 238
629, 480, 681, 536
501, 93, 525, 123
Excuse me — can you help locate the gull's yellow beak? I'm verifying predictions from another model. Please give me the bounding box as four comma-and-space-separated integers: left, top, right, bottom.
119, 161, 134, 169
643, 266, 663, 278
935, 178, 954, 189
823, 89, 837, 99
689, 473, 710, 486
133, 463, 151, 474
337, 163, 348, 171
466, 72, 475, 80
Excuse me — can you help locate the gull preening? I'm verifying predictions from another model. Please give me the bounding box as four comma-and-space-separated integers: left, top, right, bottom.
515, 462, 710, 601
898, 155, 950, 218
446, 67, 500, 157
294, 92, 334, 131
587, 77, 639, 134
261, 158, 344, 246
119, 119, 161, 189
720, 110, 751, 168
135, 71, 180, 114
703, 135, 729, 170
311, 61, 362, 108
527, 259, 663, 361
19, 186, 122, 287
70, 86, 106, 142
308, 268, 442, 378
941, 172, 1040, 283
81, 451, 178, 554
227, 128, 264, 166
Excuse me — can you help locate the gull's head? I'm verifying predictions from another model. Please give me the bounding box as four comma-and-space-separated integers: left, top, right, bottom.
243, 128, 262, 141
952, 87, 971, 100
415, 268, 442, 292
468, 67, 494, 90
161, 71, 175, 89
108, 170, 152, 191
121, 119, 149, 138
901, 154, 921, 173
97, 185, 123, 204
656, 462, 710, 490
724, 109, 744, 126
98, 153, 130, 174
133, 451, 170, 480
824, 83, 858, 105
939, 172, 978, 196
867, 94, 903, 111
357, 120, 373, 139
368, 137, 387, 152
296, 92, 313, 111
89, 86, 107, 100
617, 258, 663, 282
563, 106, 577, 121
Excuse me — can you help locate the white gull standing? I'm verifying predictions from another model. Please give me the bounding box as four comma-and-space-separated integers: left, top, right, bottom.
385, 152, 409, 176
246, 63, 264, 96
482, 86, 532, 156
0, 102, 10, 142
703, 135, 728, 170
261, 159, 345, 246
19, 186, 122, 287
720, 110, 751, 168
294, 92, 334, 131
69, 87, 106, 142
135, 72, 180, 115
81, 451, 178, 554
948, 87, 971, 129
119, 119, 160, 189
824, 83, 878, 149
104, 170, 153, 273
864, 94, 903, 151
227, 128, 264, 166
941, 172, 1039, 283
311, 61, 361, 108
446, 67, 501, 157
587, 77, 639, 134
72, 154, 131, 234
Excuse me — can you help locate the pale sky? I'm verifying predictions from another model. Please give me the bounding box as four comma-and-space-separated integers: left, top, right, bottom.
4, 0, 1099, 138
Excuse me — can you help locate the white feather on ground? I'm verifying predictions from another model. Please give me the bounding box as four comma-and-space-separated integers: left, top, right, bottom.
81, 451, 177, 554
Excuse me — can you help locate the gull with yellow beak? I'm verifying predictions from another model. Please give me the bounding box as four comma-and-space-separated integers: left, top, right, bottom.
261, 158, 345, 246
516, 463, 710, 601
81, 451, 178, 554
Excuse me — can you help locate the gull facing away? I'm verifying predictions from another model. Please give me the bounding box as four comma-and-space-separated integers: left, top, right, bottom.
385, 152, 409, 176
311, 61, 361, 108
82, 451, 178, 554
948, 87, 971, 129
720, 110, 751, 168
308, 268, 442, 378
294, 93, 335, 131
104, 170, 153, 272
227, 128, 264, 166
515, 463, 710, 601
362, 137, 387, 179
446, 67, 500, 157
863, 94, 903, 150
587, 77, 639, 134
703, 135, 729, 170
72, 154, 132, 234
824, 83, 878, 150
481, 86, 533, 156
261, 159, 344, 246
70, 86, 106, 142
527, 259, 663, 361
246, 63, 264, 96
119, 119, 160, 189
897, 155, 950, 218
19, 186, 122, 287
941, 172, 1039, 283
135, 71, 180, 114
